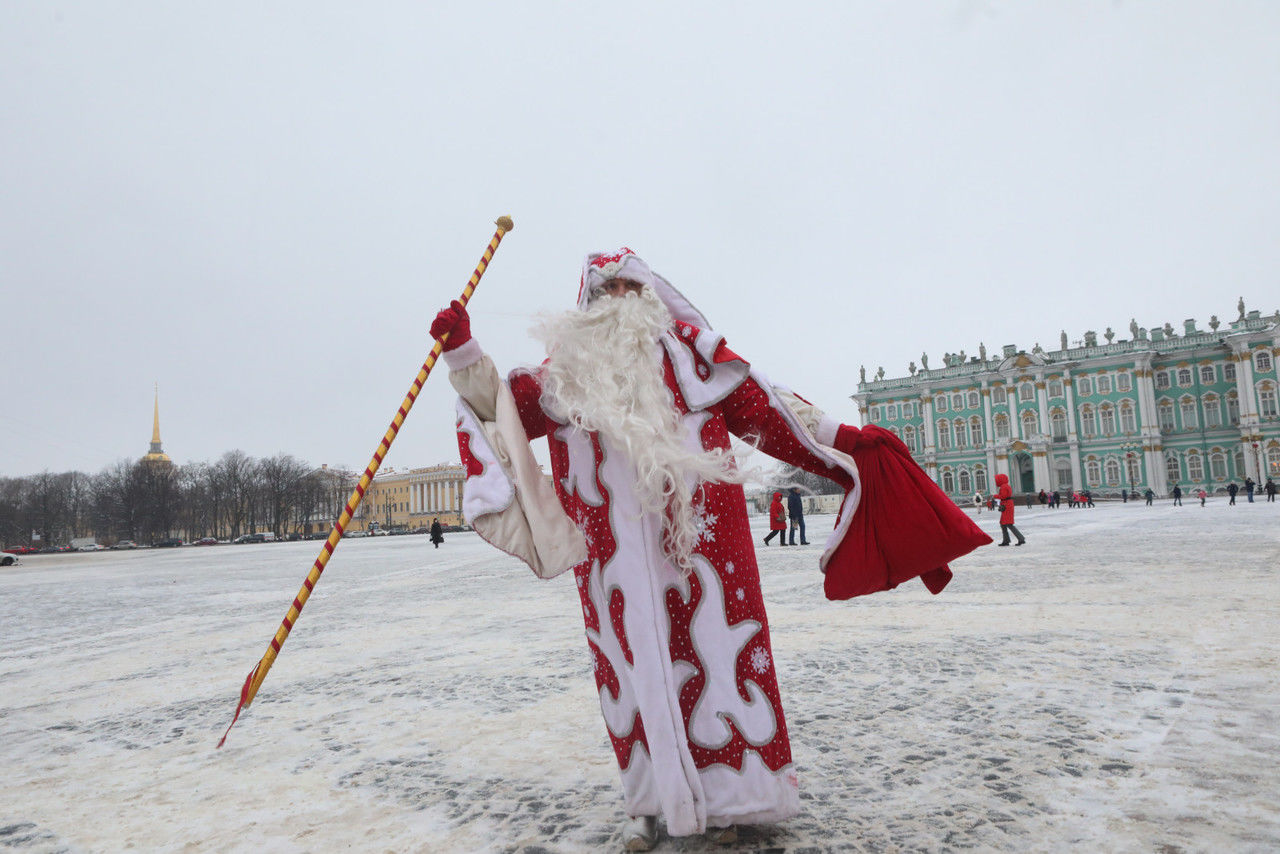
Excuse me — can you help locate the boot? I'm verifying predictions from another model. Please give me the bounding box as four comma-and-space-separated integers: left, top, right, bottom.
623, 816, 658, 851
706, 825, 738, 845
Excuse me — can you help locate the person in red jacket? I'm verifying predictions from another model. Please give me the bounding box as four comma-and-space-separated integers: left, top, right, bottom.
762, 491, 787, 546
995, 473, 1026, 546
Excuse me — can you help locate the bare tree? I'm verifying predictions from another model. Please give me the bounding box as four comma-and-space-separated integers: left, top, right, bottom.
256, 454, 311, 536
213, 451, 255, 538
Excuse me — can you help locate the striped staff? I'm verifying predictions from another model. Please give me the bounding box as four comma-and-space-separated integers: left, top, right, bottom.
218, 215, 514, 748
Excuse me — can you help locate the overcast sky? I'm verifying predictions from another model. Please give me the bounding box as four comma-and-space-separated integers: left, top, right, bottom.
3, 1, 1278, 479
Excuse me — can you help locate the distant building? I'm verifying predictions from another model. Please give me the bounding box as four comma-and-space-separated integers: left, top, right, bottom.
346, 463, 466, 532
139, 384, 173, 470
853, 306, 1280, 499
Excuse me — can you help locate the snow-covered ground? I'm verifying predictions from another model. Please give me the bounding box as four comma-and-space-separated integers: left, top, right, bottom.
2, 500, 1278, 853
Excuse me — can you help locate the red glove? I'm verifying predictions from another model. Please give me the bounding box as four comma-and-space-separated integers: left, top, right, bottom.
430, 300, 472, 352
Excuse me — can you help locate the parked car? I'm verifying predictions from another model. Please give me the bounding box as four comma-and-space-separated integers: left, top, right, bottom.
194, 537, 219, 546
112, 540, 138, 550
232, 533, 266, 544
78, 543, 104, 551
0, 551, 19, 566
153, 538, 183, 548
4, 545, 39, 555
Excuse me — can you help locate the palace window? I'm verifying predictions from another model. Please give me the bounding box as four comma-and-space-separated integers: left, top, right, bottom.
1116, 372, 1132, 392
1120, 400, 1136, 433
1267, 446, 1280, 478
1224, 363, 1236, 382
1177, 367, 1193, 386
1019, 382, 1035, 402
941, 469, 955, 493
1078, 377, 1092, 396
1204, 395, 1221, 428
1200, 365, 1216, 384
1157, 401, 1175, 432
1081, 405, 1096, 437
937, 420, 952, 450
936, 395, 948, 413
1260, 386, 1278, 419
1227, 393, 1240, 425
1097, 375, 1112, 394
949, 393, 962, 410
1048, 379, 1063, 398
974, 467, 989, 492
1187, 452, 1204, 483
958, 468, 972, 495
970, 416, 984, 446
1155, 371, 1171, 390
1099, 404, 1115, 435
1085, 459, 1102, 486
902, 426, 916, 453
1127, 453, 1141, 485
994, 414, 1010, 440
1021, 410, 1039, 436
886, 404, 897, 421
1235, 450, 1246, 477
1166, 452, 1181, 485
968, 390, 981, 409
1258, 350, 1274, 373
1105, 458, 1121, 486
1054, 458, 1073, 491
1180, 397, 1198, 429
992, 386, 1007, 405
954, 418, 968, 448
869, 406, 880, 422
1209, 452, 1226, 480
1050, 409, 1067, 441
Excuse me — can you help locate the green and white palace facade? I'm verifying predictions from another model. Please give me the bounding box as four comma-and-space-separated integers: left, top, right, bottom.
853, 308, 1280, 499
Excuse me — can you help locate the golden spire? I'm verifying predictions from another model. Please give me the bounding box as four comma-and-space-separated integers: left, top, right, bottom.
151, 383, 162, 447
142, 382, 172, 466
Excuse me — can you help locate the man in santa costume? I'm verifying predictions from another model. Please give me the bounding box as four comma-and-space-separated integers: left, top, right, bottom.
430, 248, 988, 850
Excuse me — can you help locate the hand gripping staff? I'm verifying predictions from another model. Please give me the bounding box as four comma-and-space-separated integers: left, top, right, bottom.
217, 216, 514, 748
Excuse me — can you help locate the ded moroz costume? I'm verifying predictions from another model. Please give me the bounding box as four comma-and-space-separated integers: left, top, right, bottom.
432, 248, 989, 844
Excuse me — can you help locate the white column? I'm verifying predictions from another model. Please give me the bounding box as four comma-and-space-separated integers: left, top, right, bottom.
920, 396, 936, 452
1036, 376, 1050, 435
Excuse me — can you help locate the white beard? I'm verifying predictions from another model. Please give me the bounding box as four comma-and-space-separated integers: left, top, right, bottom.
532, 288, 745, 574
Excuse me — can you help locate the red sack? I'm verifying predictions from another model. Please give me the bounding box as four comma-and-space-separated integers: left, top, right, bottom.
823, 424, 991, 600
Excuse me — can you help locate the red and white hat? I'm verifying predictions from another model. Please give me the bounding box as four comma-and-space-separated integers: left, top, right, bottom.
576, 247, 714, 332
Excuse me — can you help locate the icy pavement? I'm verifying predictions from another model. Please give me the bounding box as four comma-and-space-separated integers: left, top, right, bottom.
2, 500, 1279, 853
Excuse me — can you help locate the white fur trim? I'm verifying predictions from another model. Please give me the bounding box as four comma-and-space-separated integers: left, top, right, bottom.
815, 414, 841, 447
442, 337, 483, 370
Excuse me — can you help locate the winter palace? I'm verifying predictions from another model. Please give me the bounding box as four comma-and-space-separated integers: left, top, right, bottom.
852, 303, 1280, 499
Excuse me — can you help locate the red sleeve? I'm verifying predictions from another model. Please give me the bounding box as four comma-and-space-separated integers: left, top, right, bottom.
716, 338, 989, 599
508, 368, 549, 441
719, 365, 854, 490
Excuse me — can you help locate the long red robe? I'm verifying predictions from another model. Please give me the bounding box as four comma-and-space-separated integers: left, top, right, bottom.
446, 319, 988, 835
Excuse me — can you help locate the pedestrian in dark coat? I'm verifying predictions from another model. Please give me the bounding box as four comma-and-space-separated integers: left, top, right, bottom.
1143, 488, 1154, 506
1245, 477, 1256, 503
786, 487, 808, 545
430, 518, 444, 548
995, 473, 1025, 546
762, 492, 787, 546
1227, 482, 1238, 506
1267, 479, 1277, 502
1172, 485, 1183, 506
